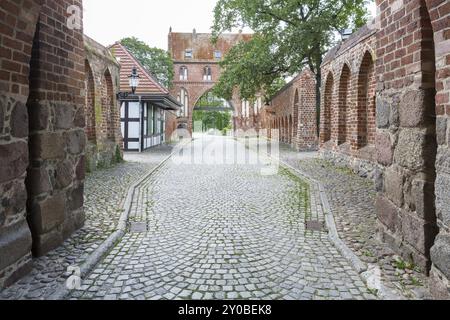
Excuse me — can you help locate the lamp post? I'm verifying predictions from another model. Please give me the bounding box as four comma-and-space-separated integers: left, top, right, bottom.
117, 66, 140, 99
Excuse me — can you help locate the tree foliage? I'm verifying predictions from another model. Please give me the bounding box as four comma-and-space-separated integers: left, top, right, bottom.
211, 0, 371, 101
120, 37, 174, 88
193, 110, 232, 133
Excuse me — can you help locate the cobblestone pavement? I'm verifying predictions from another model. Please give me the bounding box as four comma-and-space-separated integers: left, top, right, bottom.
277, 144, 432, 299
70, 136, 375, 300
0, 146, 172, 300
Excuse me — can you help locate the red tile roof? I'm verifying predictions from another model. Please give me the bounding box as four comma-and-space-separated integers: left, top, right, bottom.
110, 42, 169, 95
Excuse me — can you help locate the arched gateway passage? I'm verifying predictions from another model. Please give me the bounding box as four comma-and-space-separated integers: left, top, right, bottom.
192, 91, 234, 134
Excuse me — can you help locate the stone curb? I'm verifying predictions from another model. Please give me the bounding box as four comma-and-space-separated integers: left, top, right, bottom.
277, 158, 403, 300
237, 137, 402, 300
48, 143, 187, 300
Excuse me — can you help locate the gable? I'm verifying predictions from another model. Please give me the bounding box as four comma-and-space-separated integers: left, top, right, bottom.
110, 43, 169, 95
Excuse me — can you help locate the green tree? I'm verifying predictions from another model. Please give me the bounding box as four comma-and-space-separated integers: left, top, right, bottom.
211, 0, 371, 120
120, 37, 174, 88
193, 110, 232, 133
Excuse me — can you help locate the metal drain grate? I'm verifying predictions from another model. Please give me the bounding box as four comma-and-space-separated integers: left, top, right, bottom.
129, 222, 148, 233
305, 220, 325, 232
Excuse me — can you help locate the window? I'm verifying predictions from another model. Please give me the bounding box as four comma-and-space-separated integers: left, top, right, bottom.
148, 104, 154, 135
178, 88, 189, 117
255, 97, 262, 115
154, 107, 159, 134
214, 51, 222, 59
180, 66, 188, 81
185, 49, 193, 59
203, 66, 212, 81
242, 100, 250, 118
160, 110, 165, 137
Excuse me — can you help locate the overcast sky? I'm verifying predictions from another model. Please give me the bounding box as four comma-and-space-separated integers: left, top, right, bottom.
83, 0, 377, 50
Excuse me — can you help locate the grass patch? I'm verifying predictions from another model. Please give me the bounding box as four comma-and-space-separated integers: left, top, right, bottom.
393, 257, 416, 271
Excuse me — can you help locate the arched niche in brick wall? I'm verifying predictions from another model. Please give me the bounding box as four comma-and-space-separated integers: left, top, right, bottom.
294, 90, 299, 140
337, 64, 351, 145
322, 72, 334, 144
85, 60, 96, 144
356, 51, 376, 149
289, 115, 293, 144
101, 69, 115, 141
284, 116, 291, 143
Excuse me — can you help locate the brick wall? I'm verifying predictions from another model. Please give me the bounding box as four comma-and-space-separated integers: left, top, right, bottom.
429, 0, 450, 298
263, 68, 318, 151
319, 25, 378, 176
0, 0, 86, 288
84, 36, 122, 172
320, 0, 450, 297
374, 1, 450, 299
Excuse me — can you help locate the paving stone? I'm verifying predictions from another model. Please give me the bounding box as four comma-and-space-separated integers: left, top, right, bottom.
277, 143, 431, 299
0, 146, 173, 300
65, 137, 374, 300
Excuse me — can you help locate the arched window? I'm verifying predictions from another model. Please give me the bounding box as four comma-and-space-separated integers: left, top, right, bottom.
180, 66, 188, 81
203, 66, 212, 81
178, 88, 189, 117
254, 97, 262, 115
242, 100, 250, 118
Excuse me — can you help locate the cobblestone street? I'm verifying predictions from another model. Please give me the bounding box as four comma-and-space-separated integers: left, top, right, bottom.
278, 144, 432, 299
0, 146, 172, 300
68, 137, 375, 300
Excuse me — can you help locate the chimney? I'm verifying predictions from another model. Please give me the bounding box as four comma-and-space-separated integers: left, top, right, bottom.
193, 28, 197, 40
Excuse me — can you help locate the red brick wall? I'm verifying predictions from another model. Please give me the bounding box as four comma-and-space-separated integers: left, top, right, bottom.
85, 61, 96, 142
165, 110, 178, 141
0, 0, 86, 288
320, 0, 450, 297
375, 0, 442, 275
84, 35, 122, 171
426, 0, 450, 297
320, 25, 377, 161
263, 68, 318, 151
0, 0, 41, 288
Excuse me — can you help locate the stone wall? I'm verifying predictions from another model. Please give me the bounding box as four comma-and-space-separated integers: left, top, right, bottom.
84, 36, 122, 172
375, 1, 450, 298
320, 0, 450, 297
263, 68, 318, 151
0, 0, 86, 288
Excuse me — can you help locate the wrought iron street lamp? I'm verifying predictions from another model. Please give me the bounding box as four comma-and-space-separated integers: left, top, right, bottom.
117, 66, 140, 99
129, 66, 140, 94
